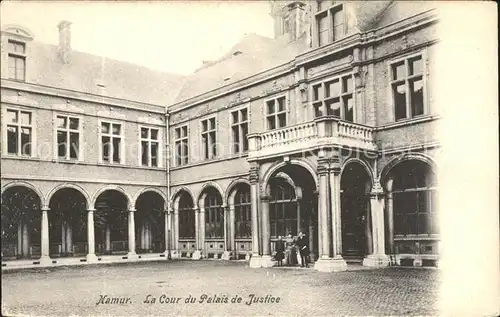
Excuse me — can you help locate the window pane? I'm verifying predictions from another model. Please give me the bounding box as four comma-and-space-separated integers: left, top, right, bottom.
181, 126, 187, 137
210, 131, 217, 157
333, 24, 344, 41
102, 136, 110, 161
313, 84, 322, 101
232, 111, 239, 124
242, 123, 249, 151
8, 56, 16, 79
175, 128, 181, 139
151, 142, 158, 167
7, 110, 18, 123
314, 102, 323, 117
69, 117, 78, 130
182, 141, 189, 164
410, 78, 424, 117
20, 127, 31, 155
326, 97, 341, 117
16, 58, 25, 81
7, 126, 18, 154
392, 62, 406, 80
20, 112, 31, 125
342, 76, 353, 93
209, 118, 216, 130
232, 126, 240, 153
101, 122, 110, 134
278, 113, 286, 128
343, 95, 354, 122
277, 97, 285, 112
409, 56, 423, 75
175, 141, 182, 166
141, 141, 148, 166
58, 131, 67, 157
325, 79, 340, 97
202, 120, 208, 132
141, 128, 148, 139
57, 116, 67, 129
393, 83, 407, 120
267, 100, 275, 114
112, 138, 121, 163
240, 109, 248, 121
267, 116, 276, 130
112, 124, 121, 135
151, 129, 158, 140
69, 132, 79, 159
202, 135, 209, 159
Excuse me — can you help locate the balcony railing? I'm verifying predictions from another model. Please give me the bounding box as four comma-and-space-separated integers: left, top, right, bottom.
248, 117, 376, 159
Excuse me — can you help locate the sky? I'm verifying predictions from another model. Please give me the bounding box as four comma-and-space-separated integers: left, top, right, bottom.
0, 1, 275, 75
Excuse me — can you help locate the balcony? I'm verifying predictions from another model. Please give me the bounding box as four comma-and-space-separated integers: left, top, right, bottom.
247, 117, 376, 160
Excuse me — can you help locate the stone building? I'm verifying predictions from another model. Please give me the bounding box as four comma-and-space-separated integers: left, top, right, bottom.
1, 1, 440, 271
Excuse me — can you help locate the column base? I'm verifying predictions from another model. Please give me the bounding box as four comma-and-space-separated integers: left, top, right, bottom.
169, 250, 181, 259
86, 253, 99, 263
39, 256, 52, 266
221, 251, 232, 261
127, 252, 138, 260
249, 254, 262, 268
192, 250, 203, 260
315, 257, 347, 272
362, 254, 389, 268
260, 255, 275, 268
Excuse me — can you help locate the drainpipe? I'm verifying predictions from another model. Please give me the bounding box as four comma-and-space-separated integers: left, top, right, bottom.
165, 109, 171, 259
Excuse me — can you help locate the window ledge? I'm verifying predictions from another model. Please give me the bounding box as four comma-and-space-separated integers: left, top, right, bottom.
394, 234, 440, 241
375, 114, 440, 131
170, 153, 249, 170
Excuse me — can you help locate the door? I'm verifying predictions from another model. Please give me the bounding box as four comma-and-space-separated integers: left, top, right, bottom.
341, 194, 366, 257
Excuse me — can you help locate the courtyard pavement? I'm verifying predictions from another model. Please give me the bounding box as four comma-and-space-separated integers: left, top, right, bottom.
1, 260, 440, 316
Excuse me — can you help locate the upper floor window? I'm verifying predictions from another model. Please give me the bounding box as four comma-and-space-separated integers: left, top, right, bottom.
56, 115, 80, 160
5, 109, 32, 156
312, 74, 354, 121
201, 117, 217, 160
231, 107, 249, 154
140, 127, 159, 167
174, 125, 189, 166
390, 54, 425, 121
100, 121, 123, 164
8, 40, 26, 81
266, 96, 287, 130
316, 2, 344, 47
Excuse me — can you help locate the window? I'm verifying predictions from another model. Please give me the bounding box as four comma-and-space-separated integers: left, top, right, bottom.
140, 127, 159, 167
204, 188, 224, 239
266, 96, 287, 130
201, 117, 217, 160
390, 54, 425, 121
312, 74, 354, 121
269, 180, 297, 238
174, 125, 189, 166
100, 121, 123, 164
231, 108, 249, 154
56, 115, 80, 160
392, 160, 438, 235
316, 2, 344, 46
6, 109, 32, 156
234, 187, 251, 239
178, 193, 195, 239
8, 40, 26, 81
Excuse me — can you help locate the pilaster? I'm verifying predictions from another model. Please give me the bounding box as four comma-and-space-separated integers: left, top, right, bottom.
249, 162, 262, 268
192, 207, 202, 259
127, 208, 137, 258
40, 206, 51, 264
363, 179, 389, 267
86, 209, 98, 262
222, 205, 232, 260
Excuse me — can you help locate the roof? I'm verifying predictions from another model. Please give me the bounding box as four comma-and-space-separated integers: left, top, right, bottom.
174, 33, 308, 103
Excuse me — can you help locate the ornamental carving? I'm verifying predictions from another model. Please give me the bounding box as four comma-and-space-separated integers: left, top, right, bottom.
249, 163, 260, 184
264, 80, 285, 95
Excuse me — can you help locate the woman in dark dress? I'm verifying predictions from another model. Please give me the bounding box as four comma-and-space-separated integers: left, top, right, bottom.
274, 236, 285, 266
285, 233, 298, 266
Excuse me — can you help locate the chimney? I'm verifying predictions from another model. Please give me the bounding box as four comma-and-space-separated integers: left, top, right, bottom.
58, 20, 72, 64
269, 1, 308, 42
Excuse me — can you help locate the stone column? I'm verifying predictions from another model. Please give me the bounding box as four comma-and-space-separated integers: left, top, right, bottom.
192, 207, 202, 259
165, 208, 172, 257
86, 209, 98, 262
386, 177, 395, 256
40, 206, 51, 264
105, 224, 111, 253
173, 207, 180, 258
249, 163, 262, 268
229, 204, 235, 257
222, 205, 232, 260
318, 163, 330, 259
363, 181, 389, 267
260, 194, 274, 267
67, 222, 73, 255
127, 208, 137, 257
330, 165, 344, 260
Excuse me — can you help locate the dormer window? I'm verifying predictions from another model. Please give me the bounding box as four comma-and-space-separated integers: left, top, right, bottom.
8, 40, 26, 81
316, 2, 345, 47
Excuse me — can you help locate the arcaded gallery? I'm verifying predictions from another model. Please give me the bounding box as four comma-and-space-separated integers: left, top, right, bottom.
1, 1, 440, 271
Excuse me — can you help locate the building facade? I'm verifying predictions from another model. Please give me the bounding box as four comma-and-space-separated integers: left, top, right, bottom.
1, 1, 440, 271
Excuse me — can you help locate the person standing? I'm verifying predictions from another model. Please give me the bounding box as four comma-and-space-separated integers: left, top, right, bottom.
297, 231, 310, 268
275, 236, 285, 266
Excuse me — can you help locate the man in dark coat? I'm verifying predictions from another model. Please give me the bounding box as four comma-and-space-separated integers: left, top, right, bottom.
296, 231, 310, 268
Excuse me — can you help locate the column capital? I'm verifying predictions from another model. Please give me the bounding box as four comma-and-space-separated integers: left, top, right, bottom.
260, 194, 271, 202
128, 208, 136, 213
87, 209, 96, 213
249, 163, 260, 184
317, 162, 329, 176
370, 179, 385, 198
41, 206, 50, 212
193, 206, 200, 213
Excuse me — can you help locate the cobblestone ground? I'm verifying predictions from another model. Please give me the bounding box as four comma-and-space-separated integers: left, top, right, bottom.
1, 260, 440, 316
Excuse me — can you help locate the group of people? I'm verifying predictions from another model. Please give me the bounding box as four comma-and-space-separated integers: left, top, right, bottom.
274, 231, 310, 268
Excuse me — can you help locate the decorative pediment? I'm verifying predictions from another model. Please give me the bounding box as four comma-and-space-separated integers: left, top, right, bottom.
1, 24, 34, 41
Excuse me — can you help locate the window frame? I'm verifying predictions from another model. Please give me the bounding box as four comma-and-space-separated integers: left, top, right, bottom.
138, 125, 162, 168
7, 39, 27, 82
265, 94, 288, 131
233, 188, 252, 239
315, 2, 345, 47
229, 105, 249, 155
173, 124, 189, 167
204, 192, 224, 239
53, 113, 84, 161
199, 115, 217, 161
388, 50, 428, 122
310, 72, 355, 122
98, 119, 125, 165
178, 194, 195, 240
3, 107, 36, 157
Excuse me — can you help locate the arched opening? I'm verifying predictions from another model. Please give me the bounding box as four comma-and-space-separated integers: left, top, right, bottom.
175, 190, 195, 258
231, 183, 251, 259
1, 186, 41, 260
48, 188, 87, 257
390, 160, 438, 236
135, 191, 165, 254
341, 162, 371, 258
265, 163, 318, 262
94, 190, 129, 255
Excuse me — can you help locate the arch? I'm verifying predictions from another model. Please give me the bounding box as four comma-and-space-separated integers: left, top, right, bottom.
132, 187, 168, 210
224, 178, 251, 206
261, 158, 319, 193
1, 181, 45, 207
197, 181, 224, 206
341, 158, 375, 190
46, 183, 91, 210
379, 152, 438, 187
171, 186, 195, 209
91, 185, 132, 210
